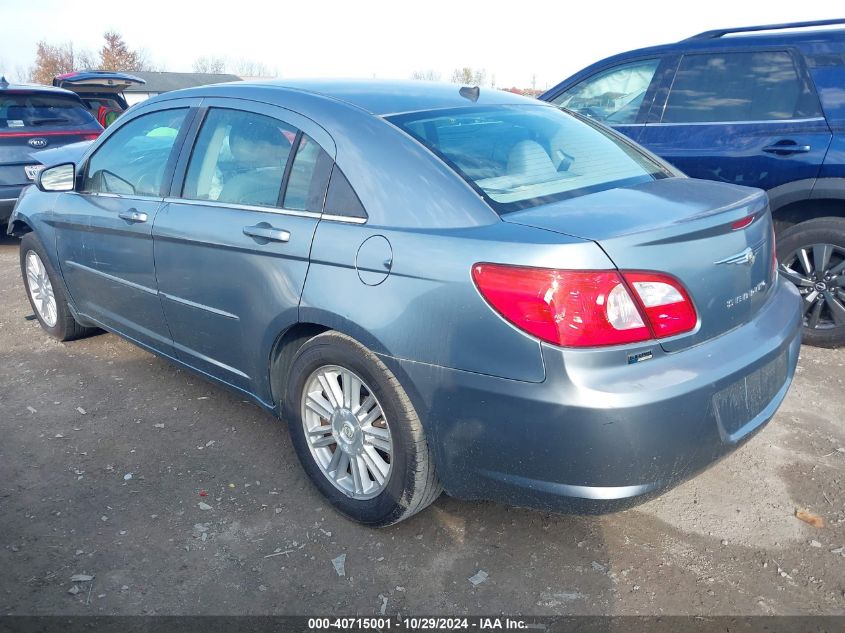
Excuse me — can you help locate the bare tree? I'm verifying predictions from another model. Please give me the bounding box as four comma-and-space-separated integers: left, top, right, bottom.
193, 56, 227, 74
231, 58, 274, 77
450, 67, 486, 86
410, 69, 441, 81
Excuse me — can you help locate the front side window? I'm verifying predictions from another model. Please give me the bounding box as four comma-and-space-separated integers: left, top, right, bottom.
551, 59, 660, 124
389, 105, 669, 213
663, 51, 822, 123
183, 108, 296, 208
83, 108, 187, 196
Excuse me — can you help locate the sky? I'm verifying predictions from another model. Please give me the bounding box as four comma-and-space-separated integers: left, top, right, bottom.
1, 0, 843, 89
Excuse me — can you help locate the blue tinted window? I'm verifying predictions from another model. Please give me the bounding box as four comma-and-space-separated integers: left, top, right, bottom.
664, 51, 821, 123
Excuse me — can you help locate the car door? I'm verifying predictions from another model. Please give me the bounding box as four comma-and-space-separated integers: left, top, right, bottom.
637, 49, 832, 201
545, 57, 666, 144
152, 100, 335, 397
53, 104, 196, 355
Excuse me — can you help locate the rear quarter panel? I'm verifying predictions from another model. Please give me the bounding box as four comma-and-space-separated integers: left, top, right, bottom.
301, 220, 613, 383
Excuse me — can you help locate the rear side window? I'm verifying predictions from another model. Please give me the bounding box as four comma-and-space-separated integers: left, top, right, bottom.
389, 105, 669, 213
663, 51, 822, 123
323, 167, 367, 218
282, 134, 333, 213
183, 108, 296, 208
83, 108, 187, 196
551, 59, 660, 124
806, 53, 845, 127
0, 93, 98, 130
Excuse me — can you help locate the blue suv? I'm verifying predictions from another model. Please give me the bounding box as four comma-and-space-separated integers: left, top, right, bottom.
542, 19, 845, 347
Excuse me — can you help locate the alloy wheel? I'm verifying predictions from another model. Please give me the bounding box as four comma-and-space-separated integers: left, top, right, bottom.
25, 250, 58, 327
780, 243, 845, 330
300, 365, 393, 499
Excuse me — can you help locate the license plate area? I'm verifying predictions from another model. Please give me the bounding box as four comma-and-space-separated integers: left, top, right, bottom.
712, 351, 788, 442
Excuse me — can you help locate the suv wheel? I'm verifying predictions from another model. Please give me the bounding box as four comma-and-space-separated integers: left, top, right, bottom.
777, 217, 845, 348
285, 331, 442, 526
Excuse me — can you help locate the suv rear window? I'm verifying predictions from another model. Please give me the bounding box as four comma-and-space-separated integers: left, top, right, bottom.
663, 51, 822, 123
1, 93, 98, 130
389, 105, 670, 213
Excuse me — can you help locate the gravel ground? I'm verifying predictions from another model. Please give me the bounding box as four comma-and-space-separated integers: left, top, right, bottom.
0, 232, 844, 616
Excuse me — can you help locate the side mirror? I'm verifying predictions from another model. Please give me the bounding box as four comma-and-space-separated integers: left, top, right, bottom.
36, 163, 76, 192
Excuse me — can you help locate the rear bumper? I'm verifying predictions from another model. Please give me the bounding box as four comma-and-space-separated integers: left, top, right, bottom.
0, 185, 24, 223
383, 276, 802, 513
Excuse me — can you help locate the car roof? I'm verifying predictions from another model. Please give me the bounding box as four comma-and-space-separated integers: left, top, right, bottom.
584, 21, 845, 65
170, 78, 545, 116
0, 77, 84, 99
541, 21, 845, 100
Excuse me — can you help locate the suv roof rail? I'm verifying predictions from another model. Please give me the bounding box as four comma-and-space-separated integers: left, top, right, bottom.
685, 18, 845, 40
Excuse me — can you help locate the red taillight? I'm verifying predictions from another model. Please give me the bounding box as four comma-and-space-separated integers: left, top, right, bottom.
731, 215, 756, 231
471, 263, 697, 348
0, 130, 102, 139
622, 272, 697, 338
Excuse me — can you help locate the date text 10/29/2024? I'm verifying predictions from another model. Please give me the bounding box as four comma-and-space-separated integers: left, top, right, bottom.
308, 617, 531, 630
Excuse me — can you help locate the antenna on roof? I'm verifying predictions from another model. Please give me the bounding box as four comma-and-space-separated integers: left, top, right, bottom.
459, 85, 480, 102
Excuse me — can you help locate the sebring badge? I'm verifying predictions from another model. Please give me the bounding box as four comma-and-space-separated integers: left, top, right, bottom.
726, 281, 767, 309
27, 137, 48, 148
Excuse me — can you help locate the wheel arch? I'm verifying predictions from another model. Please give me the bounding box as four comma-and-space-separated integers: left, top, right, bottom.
7, 218, 33, 237
772, 197, 845, 232
267, 318, 431, 444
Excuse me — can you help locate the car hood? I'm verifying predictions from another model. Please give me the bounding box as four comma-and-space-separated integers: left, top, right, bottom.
32, 141, 93, 167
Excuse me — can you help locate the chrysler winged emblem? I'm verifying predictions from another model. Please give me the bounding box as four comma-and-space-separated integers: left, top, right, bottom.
715, 247, 756, 267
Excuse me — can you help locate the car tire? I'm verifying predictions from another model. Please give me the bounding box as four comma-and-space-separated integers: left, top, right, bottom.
19, 232, 96, 342
777, 217, 845, 348
284, 331, 442, 526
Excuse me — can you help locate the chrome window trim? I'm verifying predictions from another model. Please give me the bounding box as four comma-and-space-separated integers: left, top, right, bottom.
163, 197, 368, 224
68, 191, 164, 203
163, 197, 321, 219
321, 213, 367, 224
651, 117, 826, 127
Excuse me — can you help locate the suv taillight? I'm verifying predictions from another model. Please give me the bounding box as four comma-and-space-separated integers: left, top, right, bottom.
471, 263, 697, 348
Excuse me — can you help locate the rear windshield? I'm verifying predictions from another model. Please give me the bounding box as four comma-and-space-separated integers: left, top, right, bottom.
388, 105, 670, 213
0, 93, 98, 130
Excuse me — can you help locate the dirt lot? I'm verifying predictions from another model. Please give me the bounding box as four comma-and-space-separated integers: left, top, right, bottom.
0, 231, 844, 616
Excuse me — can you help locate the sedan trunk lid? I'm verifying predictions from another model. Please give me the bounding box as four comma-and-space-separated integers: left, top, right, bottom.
502, 177, 776, 352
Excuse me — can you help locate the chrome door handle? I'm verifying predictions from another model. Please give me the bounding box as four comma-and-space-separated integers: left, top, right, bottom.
118, 209, 148, 223
762, 142, 811, 155
243, 224, 290, 243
